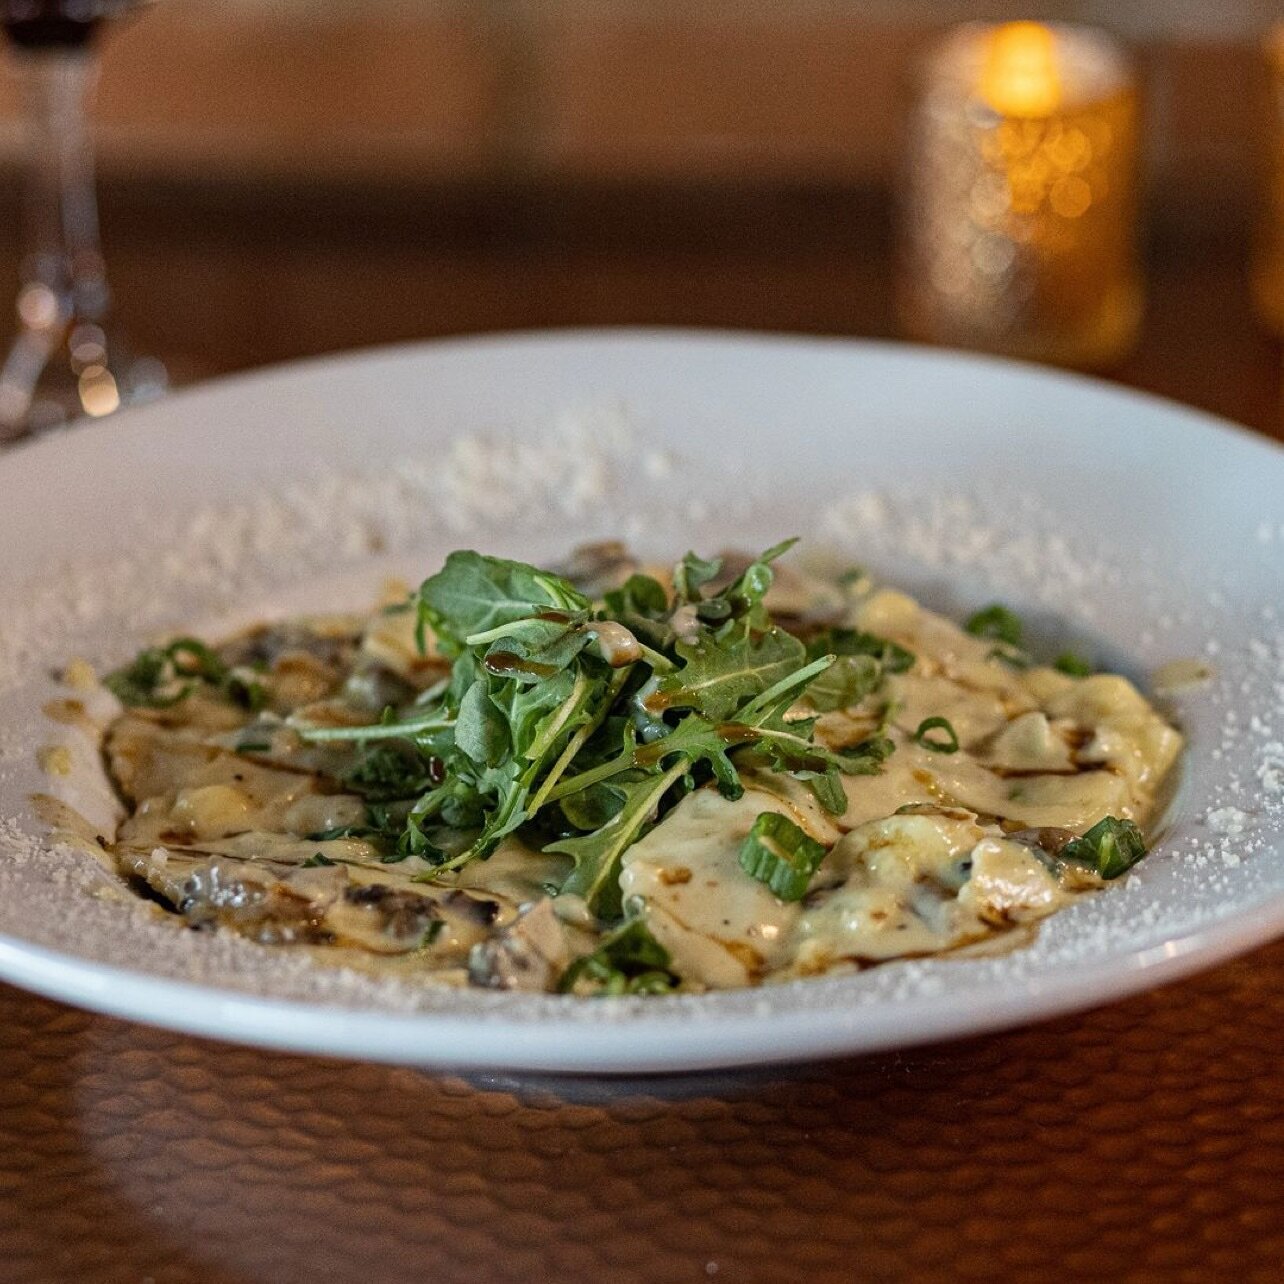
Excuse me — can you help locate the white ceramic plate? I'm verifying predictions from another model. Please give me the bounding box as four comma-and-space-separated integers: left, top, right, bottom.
0, 330, 1281, 1073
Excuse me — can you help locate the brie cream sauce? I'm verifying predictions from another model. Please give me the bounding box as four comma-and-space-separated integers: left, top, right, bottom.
618, 584, 1181, 988
84, 563, 1182, 993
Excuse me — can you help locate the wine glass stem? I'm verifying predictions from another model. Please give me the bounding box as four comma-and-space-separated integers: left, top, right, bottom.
16, 47, 109, 331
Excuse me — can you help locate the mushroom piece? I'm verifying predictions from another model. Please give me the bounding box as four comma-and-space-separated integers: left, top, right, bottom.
553, 541, 639, 597
467, 899, 574, 992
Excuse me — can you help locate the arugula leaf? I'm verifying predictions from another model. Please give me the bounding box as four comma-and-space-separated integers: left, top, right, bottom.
344, 742, 438, 802
806, 628, 915, 675
604, 573, 669, 619
1061, 816, 1147, 879
658, 625, 807, 722
804, 653, 883, 712
672, 551, 722, 603
305, 804, 402, 851
417, 550, 590, 655
738, 811, 827, 901
558, 918, 678, 995
297, 538, 898, 916
455, 682, 511, 767
558, 781, 628, 830
632, 715, 743, 799
550, 761, 689, 915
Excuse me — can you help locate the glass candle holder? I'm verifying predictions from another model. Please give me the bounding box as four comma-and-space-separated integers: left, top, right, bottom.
897, 22, 1143, 370
1251, 24, 1284, 339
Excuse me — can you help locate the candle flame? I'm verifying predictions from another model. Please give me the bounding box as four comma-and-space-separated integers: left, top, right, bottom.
981, 22, 1062, 117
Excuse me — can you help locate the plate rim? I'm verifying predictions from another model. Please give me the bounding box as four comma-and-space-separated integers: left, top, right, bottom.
1, 327, 1281, 1072
4, 326, 1282, 470
1, 889, 1281, 1072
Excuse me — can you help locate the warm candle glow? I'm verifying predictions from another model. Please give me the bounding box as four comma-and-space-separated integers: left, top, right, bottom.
898, 21, 1141, 370
980, 22, 1062, 117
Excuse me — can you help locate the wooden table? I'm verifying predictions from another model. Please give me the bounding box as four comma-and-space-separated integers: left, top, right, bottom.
1, 177, 1281, 1283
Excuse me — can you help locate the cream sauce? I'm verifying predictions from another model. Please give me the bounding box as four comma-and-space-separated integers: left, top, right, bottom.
84, 561, 1181, 993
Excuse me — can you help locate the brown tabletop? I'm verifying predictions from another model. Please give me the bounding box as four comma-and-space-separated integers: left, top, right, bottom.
0, 177, 1282, 1283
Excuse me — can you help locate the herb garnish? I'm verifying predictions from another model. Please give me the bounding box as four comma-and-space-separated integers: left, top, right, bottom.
293, 542, 895, 913
912, 716, 960, 754
558, 918, 679, 995
802, 628, 914, 712
965, 604, 1023, 647
1061, 816, 1147, 879
1054, 652, 1093, 677
738, 811, 828, 901
106, 637, 267, 712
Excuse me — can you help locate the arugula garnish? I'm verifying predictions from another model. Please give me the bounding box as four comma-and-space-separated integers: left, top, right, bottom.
106, 637, 266, 712
343, 742, 439, 802
293, 540, 896, 914
558, 918, 679, 995
802, 628, 914, 712
1061, 816, 1147, 879
738, 811, 827, 902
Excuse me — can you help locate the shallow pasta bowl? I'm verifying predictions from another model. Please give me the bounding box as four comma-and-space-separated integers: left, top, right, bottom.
0, 329, 1281, 1072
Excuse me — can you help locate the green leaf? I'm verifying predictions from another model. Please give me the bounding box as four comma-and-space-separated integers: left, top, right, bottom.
551, 761, 689, 913
806, 628, 915, 675
632, 715, 743, 799
658, 625, 806, 722
558, 781, 628, 830
912, 716, 960, 754
344, 742, 437, 802
748, 722, 893, 814
417, 550, 590, 654
719, 537, 797, 613
965, 604, 1024, 648
738, 811, 827, 901
1061, 816, 1147, 879
486, 668, 577, 761
603, 573, 669, 619
672, 551, 723, 603
454, 682, 511, 767
558, 918, 678, 995
804, 653, 883, 712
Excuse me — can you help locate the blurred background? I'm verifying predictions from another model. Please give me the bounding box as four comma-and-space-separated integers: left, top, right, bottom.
0, 0, 1279, 432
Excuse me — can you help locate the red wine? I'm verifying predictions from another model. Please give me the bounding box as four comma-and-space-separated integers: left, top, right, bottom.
2, 0, 135, 49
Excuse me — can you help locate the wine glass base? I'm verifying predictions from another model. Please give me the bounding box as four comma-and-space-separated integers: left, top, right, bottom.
0, 321, 166, 443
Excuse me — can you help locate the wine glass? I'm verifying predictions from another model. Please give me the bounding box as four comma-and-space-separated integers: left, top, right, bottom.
0, 0, 165, 442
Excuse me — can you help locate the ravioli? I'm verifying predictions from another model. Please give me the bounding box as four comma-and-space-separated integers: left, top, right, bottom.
79, 545, 1182, 995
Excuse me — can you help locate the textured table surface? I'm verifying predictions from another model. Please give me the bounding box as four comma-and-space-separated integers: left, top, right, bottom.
2, 939, 1282, 1284
1, 176, 1282, 1283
